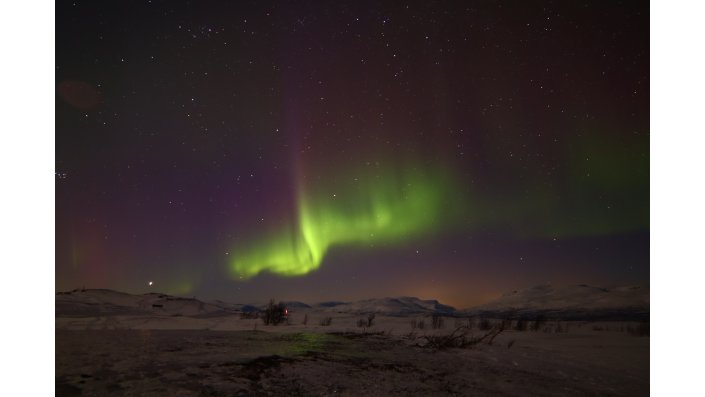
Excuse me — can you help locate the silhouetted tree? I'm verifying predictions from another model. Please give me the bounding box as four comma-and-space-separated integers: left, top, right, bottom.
262, 299, 287, 325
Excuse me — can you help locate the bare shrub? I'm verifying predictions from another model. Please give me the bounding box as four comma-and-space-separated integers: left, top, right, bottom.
431, 314, 444, 329
262, 299, 287, 326
627, 321, 649, 337
357, 318, 367, 328
410, 319, 417, 329
514, 318, 527, 331
531, 314, 546, 331
417, 319, 426, 330
486, 323, 505, 345
501, 318, 513, 330
319, 316, 332, 326
367, 313, 376, 327
415, 325, 504, 350
541, 321, 566, 333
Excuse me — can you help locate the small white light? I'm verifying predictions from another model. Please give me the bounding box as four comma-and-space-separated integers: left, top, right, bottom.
148, 281, 153, 286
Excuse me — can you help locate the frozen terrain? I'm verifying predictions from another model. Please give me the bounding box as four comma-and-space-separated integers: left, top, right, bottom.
460, 284, 650, 321
56, 288, 649, 396
467, 284, 648, 310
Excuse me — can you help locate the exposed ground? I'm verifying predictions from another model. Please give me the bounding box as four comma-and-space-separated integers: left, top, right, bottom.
56, 320, 648, 396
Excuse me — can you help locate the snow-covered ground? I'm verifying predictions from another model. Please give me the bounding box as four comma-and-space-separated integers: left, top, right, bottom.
56, 288, 649, 396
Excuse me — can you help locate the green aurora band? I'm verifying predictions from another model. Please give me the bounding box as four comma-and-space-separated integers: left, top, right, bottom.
228, 130, 649, 279
229, 163, 462, 278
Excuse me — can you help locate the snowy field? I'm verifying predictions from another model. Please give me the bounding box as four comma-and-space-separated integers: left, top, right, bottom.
57, 318, 648, 396
56, 327, 648, 396
55, 289, 648, 396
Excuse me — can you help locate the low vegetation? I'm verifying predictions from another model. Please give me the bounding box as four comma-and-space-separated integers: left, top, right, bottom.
357, 313, 376, 328
431, 314, 444, 329
261, 299, 287, 326
412, 325, 505, 350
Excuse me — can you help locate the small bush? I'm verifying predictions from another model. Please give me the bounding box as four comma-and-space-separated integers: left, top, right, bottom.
542, 321, 568, 333
514, 318, 527, 331
367, 313, 376, 327
531, 314, 546, 331
627, 321, 649, 337
417, 319, 426, 330
501, 318, 513, 330
357, 318, 367, 328
415, 326, 504, 350
319, 316, 332, 326
431, 314, 444, 329
262, 299, 287, 326
410, 319, 417, 329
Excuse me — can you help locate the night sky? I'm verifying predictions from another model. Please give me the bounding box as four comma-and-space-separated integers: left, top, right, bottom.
56, 1, 649, 308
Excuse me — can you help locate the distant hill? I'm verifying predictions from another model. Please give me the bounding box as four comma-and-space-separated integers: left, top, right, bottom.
281, 301, 312, 310
315, 297, 456, 316
315, 301, 347, 308
55, 290, 455, 317
56, 289, 233, 318
460, 284, 649, 320
56, 284, 649, 320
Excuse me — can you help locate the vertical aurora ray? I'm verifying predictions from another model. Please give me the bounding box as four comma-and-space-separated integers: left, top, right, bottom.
229, 162, 462, 278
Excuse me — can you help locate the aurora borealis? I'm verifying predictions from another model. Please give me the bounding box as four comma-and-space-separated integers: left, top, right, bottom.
56, 1, 649, 307
231, 160, 463, 277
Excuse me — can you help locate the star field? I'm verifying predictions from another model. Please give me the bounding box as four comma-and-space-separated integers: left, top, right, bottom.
56, 1, 649, 307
